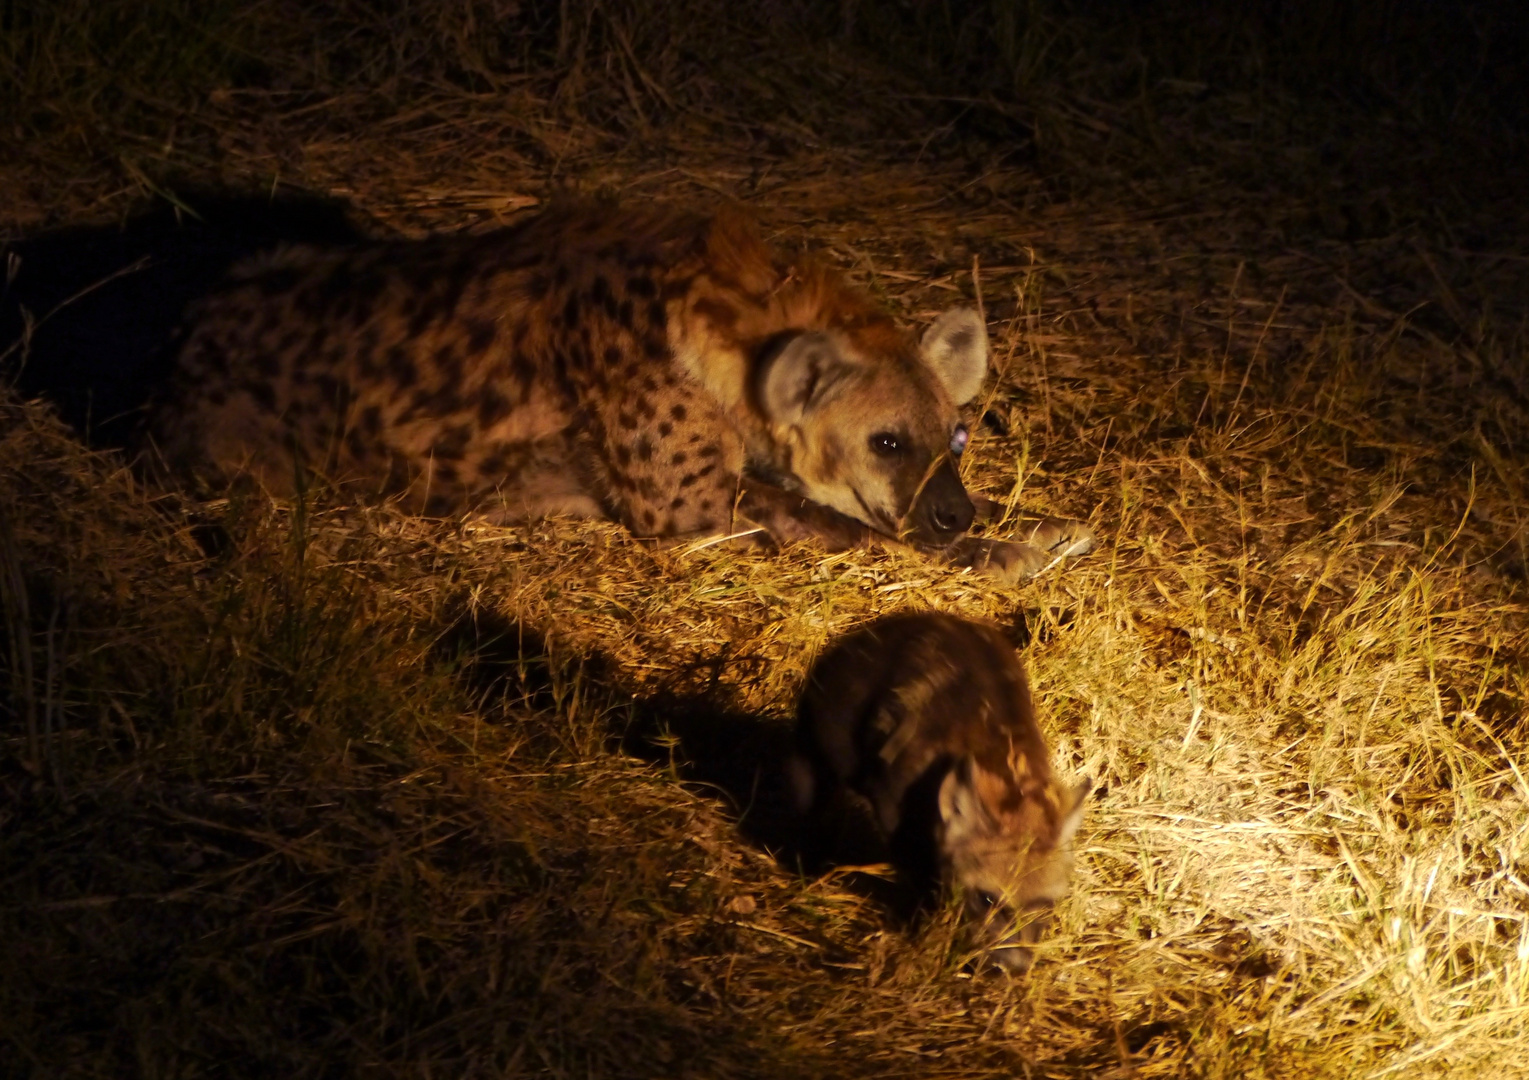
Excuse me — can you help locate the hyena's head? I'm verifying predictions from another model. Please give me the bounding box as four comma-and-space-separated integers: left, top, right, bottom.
937, 755, 1091, 974
756, 308, 988, 546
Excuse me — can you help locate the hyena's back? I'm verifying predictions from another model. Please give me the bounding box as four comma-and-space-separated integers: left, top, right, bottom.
151, 204, 731, 521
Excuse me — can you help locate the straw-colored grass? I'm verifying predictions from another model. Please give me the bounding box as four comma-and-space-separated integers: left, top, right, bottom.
3, 2, 1528, 1077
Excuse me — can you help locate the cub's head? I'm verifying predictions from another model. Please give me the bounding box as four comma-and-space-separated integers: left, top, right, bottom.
937, 755, 1091, 974
755, 308, 988, 546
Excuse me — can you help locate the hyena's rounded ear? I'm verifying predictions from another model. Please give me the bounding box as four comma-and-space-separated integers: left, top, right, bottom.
939, 754, 997, 842
1055, 777, 1093, 847
920, 308, 989, 406
757, 330, 849, 425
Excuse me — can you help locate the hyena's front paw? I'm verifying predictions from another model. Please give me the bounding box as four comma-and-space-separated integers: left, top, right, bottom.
942, 513, 1096, 581
941, 536, 1056, 581
1013, 514, 1097, 559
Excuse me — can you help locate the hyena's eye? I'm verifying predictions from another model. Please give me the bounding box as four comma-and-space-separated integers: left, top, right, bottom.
869, 432, 903, 456
949, 424, 969, 456
975, 889, 1000, 911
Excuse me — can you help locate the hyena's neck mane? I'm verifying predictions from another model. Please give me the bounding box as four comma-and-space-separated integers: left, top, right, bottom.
671, 206, 912, 451
699, 206, 906, 349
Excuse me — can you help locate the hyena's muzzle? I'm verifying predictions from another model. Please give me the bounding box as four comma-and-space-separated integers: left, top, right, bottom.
904, 455, 976, 546
974, 897, 1055, 974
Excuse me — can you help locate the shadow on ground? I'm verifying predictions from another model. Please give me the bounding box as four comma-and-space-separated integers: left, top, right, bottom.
436, 601, 943, 924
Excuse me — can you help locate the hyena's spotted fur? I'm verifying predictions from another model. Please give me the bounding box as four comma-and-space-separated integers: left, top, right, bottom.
148, 202, 1092, 577
789, 612, 1090, 973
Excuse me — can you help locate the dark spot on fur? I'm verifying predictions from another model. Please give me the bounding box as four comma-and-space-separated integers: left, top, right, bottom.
604, 345, 623, 367
627, 275, 656, 299
434, 343, 463, 380
257, 268, 301, 296
563, 292, 580, 327
294, 287, 328, 321
387, 346, 417, 388
617, 410, 637, 430
679, 471, 700, 489
408, 298, 441, 339
617, 299, 634, 329
510, 353, 538, 387
410, 385, 462, 416
658, 421, 673, 437
249, 382, 276, 412
670, 450, 686, 465
635, 437, 653, 462
318, 263, 356, 303
478, 385, 511, 426
361, 405, 383, 436
697, 443, 721, 459
465, 318, 498, 353
198, 343, 231, 377
383, 454, 413, 495
480, 445, 518, 475
306, 325, 331, 361
314, 374, 350, 409
614, 444, 632, 467
433, 424, 473, 461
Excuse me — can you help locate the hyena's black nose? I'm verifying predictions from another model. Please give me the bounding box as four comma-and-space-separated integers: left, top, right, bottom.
931, 501, 970, 534
987, 943, 1036, 974
913, 457, 975, 543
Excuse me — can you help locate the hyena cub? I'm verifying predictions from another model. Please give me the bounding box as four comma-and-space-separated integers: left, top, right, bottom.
789, 611, 1090, 973
146, 201, 1094, 580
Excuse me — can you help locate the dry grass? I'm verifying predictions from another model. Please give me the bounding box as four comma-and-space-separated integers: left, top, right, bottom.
4, 2, 1529, 1077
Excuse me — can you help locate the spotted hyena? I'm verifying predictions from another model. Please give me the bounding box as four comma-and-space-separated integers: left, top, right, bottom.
788, 612, 1090, 972
147, 202, 1093, 578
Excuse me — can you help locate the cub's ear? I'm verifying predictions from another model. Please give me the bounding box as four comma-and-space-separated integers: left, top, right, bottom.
757, 331, 850, 426
1055, 777, 1093, 848
920, 308, 989, 406
938, 754, 997, 844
